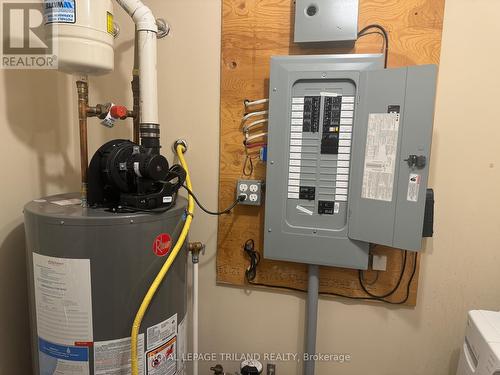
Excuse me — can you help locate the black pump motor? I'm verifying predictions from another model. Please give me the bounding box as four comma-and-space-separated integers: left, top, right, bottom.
88, 139, 185, 210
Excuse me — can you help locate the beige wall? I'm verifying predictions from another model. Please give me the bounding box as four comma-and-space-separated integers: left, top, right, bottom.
1, 0, 500, 374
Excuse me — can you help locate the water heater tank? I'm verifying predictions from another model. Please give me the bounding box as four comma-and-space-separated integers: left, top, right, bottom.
44, 0, 115, 74
24, 193, 188, 375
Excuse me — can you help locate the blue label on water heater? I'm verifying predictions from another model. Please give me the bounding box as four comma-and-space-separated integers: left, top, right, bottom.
39, 338, 89, 361
38, 337, 89, 375
44, 0, 76, 24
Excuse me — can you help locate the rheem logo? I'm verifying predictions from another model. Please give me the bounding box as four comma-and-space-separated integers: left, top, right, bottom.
1, 1, 58, 69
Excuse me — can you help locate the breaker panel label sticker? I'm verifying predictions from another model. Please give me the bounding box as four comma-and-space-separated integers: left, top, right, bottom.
147, 314, 177, 351
407, 173, 421, 202
44, 0, 76, 24
146, 337, 177, 375
361, 113, 400, 202
94, 334, 145, 375
152, 233, 172, 257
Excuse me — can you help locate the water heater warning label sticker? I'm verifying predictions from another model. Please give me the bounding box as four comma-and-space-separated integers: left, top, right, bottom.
33, 253, 93, 374
177, 316, 187, 374
44, 0, 76, 24
94, 334, 145, 375
146, 337, 177, 375
147, 314, 177, 350
107, 12, 115, 35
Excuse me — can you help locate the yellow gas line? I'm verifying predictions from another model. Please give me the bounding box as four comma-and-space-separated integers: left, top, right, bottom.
131, 144, 194, 375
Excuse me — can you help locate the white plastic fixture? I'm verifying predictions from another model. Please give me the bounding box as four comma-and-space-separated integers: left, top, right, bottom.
115, 0, 159, 125
44, 0, 115, 74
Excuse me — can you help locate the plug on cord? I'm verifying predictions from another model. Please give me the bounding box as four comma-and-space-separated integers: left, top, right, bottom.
243, 239, 261, 282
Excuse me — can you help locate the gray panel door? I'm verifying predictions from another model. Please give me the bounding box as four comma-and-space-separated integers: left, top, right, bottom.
348, 65, 437, 250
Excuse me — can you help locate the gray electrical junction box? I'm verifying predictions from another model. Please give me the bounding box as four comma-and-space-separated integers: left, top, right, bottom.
263, 54, 437, 270
294, 0, 359, 43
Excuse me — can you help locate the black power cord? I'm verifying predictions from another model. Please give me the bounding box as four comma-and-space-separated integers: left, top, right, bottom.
245, 246, 418, 305
243, 239, 261, 282
358, 250, 408, 299
161, 167, 244, 216
181, 184, 245, 216
358, 24, 389, 68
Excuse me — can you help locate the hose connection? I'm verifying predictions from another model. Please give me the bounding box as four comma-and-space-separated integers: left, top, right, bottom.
173, 139, 188, 154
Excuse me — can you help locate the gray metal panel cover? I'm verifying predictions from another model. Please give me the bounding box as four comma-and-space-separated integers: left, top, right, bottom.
294, 0, 359, 43
348, 65, 437, 250
264, 54, 383, 269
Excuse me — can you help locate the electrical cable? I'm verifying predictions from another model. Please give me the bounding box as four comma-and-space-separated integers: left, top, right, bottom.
357, 31, 385, 40
130, 144, 194, 375
385, 251, 418, 305
243, 118, 268, 133
243, 154, 257, 176
246, 250, 418, 305
357, 24, 389, 68
241, 110, 268, 126
181, 184, 244, 216
361, 269, 380, 286
358, 251, 407, 299
244, 98, 269, 108
356, 31, 385, 55
243, 239, 261, 282
244, 132, 268, 143
245, 142, 267, 149
242, 141, 264, 176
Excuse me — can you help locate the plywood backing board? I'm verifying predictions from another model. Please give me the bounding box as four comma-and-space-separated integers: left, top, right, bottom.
217, 0, 444, 306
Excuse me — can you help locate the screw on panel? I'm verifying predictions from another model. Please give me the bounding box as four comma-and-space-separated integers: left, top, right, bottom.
273, 88, 277, 92
270, 161, 274, 165
268, 228, 272, 232
130, 219, 134, 224
60, 221, 65, 225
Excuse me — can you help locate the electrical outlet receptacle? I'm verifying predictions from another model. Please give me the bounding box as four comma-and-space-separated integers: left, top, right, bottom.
237, 179, 263, 206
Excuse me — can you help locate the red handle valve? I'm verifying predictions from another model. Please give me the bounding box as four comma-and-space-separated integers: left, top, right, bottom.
110, 105, 128, 120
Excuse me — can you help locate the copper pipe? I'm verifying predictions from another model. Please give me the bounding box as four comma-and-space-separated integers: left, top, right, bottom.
76, 80, 89, 207
132, 29, 140, 144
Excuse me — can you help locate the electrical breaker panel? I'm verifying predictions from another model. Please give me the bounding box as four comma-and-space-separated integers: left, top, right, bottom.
263, 54, 437, 269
